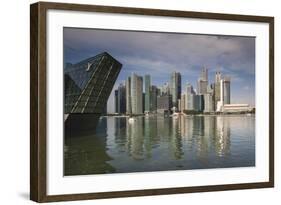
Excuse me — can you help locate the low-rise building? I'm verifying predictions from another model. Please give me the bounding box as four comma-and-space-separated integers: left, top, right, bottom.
221, 104, 253, 113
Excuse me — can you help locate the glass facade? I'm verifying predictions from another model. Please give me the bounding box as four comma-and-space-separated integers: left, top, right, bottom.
64, 52, 122, 114
170, 72, 181, 108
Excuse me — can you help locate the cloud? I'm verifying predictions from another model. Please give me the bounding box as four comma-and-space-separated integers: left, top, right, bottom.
63, 28, 256, 112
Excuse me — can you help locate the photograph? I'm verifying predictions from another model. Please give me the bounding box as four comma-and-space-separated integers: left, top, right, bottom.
63, 27, 256, 176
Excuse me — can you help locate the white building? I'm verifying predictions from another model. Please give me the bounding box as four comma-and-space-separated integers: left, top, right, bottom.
221, 104, 253, 113
216, 78, 231, 112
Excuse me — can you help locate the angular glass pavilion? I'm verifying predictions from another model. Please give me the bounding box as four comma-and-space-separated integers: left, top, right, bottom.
64, 52, 122, 137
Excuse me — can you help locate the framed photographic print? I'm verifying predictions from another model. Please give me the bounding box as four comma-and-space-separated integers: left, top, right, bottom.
30, 1, 274, 202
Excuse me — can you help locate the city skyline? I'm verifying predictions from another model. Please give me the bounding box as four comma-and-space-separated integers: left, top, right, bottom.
64, 27, 255, 113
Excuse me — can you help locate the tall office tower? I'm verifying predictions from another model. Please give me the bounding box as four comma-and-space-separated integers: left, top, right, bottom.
157, 95, 172, 112
194, 95, 204, 112
186, 83, 195, 94
222, 77, 231, 104
186, 83, 195, 110
204, 85, 214, 112
180, 94, 186, 112
197, 67, 208, 94
131, 73, 143, 114
126, 76, 132, 114
64, 52, 122, 136
216, 77, 231, 111
215, 71, 222, 83
117, 83, 126, 114
114, 90, 118, 113
201, 66, 208, 81
161, 82, 170, 96
144, 75, 151, 112
150, 85, 158, 112
170, 72, 181, 108
204, 93, 214, 112
214, 71, 222, 110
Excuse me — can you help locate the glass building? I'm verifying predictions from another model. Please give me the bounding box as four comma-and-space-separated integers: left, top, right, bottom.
126, 76, 132, 114
170, 72, 181, 109
114, 83, 126, 114
64, 52, 122, 136
197, 67, 208, 95
222, 77, 231, 104
150, 85, 158, 112
144, 75, 151, 113
130, 73, 143, 114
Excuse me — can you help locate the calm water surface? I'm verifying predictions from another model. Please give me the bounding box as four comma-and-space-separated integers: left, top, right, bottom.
64, 115, 255, 175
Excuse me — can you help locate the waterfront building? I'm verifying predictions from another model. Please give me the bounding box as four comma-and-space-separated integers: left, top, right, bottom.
180, 94, 186, 112
150, 85, 158, 112
204, 84, 214, 113
170, 72, 181, 108
221, 104, 253, 113
64, 52, 122, 136
214, 71, 222, 110
126, 76, 132, 114
114, 90, 118, 113
178, 99, 181, 112
185, 83, 195, 110
157, 95, 172, 114
204, 93, 214, 112
216, 77, 231, 112
144, 75, 151, 112
186, 94, 194, 110
117, 83, 126, 114
194, 94, 204, 112
131, 73, 143, 114
222, 77, 231, 104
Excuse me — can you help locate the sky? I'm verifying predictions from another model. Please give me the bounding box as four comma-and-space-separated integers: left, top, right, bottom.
64, 27, 255, 113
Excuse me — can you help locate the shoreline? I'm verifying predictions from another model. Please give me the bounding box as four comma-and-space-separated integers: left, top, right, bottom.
102, 112, 255, 117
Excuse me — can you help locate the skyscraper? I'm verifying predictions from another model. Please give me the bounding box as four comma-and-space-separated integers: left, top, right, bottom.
186, 83, 195, 110
160, 82, 170, 96
150, 85, 158, 112
117, 83, 126, 114
216, 77, 231, 111
214, 71, 222, 110
144, 75, 151, 113
131, 73, 143, 114
197, 67, 208, 94
180, 94, 186, 112
204, 84, 214, 112
194, 95, 204, 112
157, 95, 172, 114
170, 72, 181, 109
114, 90, 118, 113
223, 77, 231, 104
126, 76, 132, 114
204, 93, 214, 112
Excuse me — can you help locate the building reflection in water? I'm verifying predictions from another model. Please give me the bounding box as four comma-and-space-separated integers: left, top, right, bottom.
64, 115, 253, 175
64, 118, 115, 175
